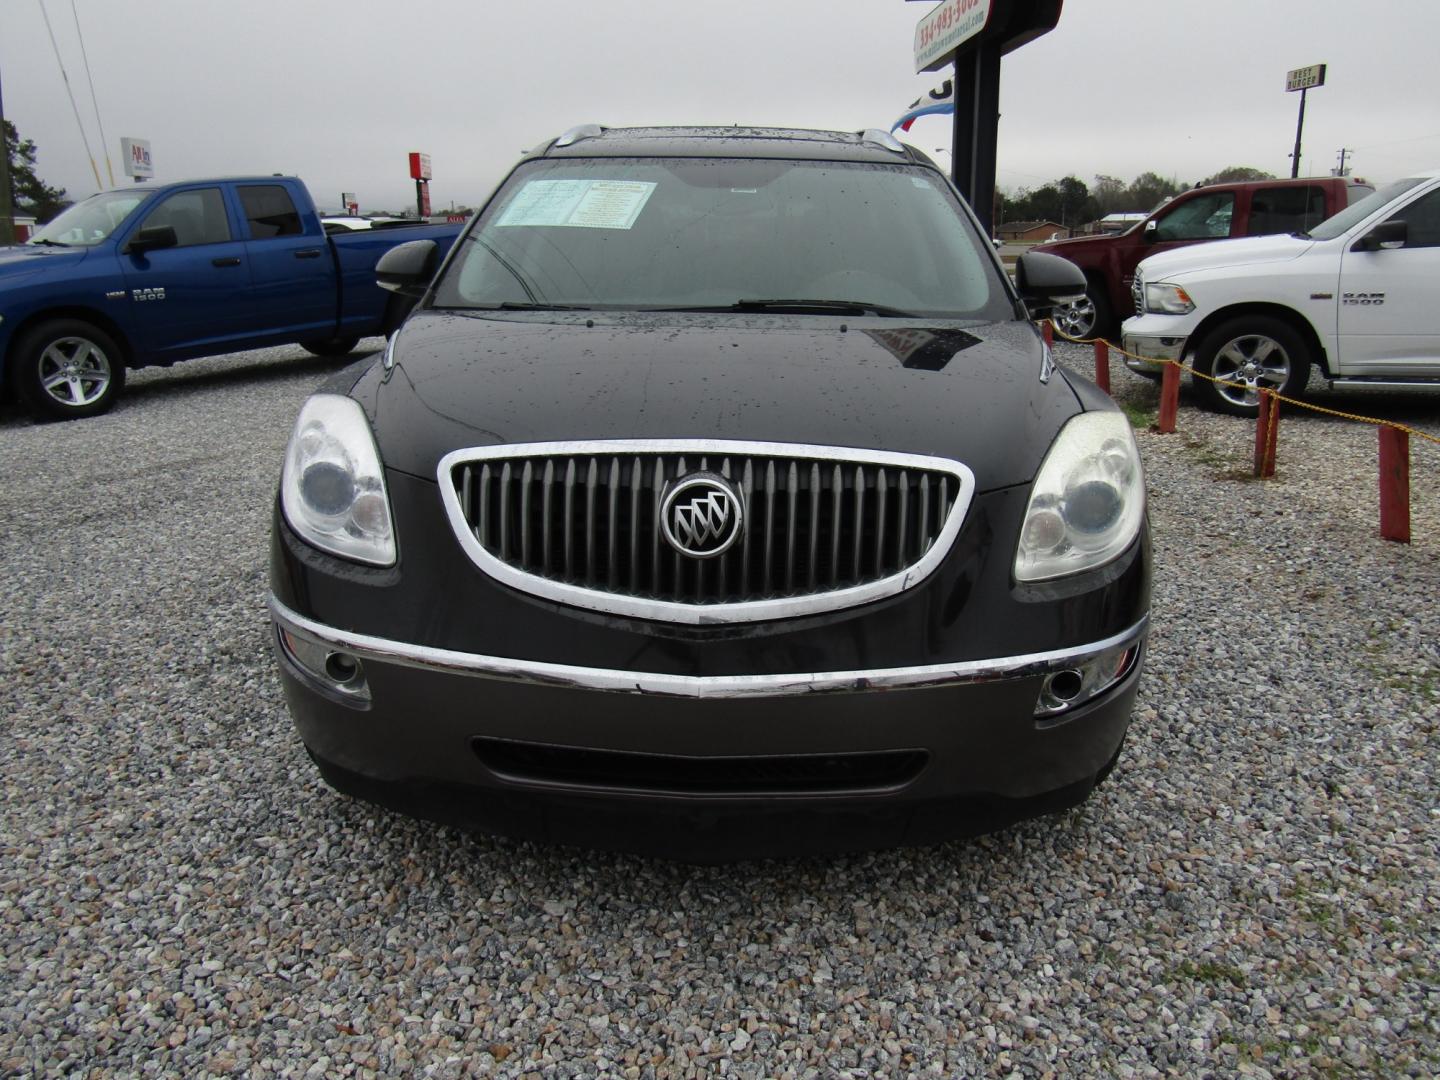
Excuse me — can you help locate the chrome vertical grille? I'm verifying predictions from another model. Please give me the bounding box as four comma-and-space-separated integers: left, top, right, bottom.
438, 440, 975, 624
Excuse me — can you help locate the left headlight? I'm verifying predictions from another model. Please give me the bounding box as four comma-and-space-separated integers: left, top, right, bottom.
281, 393, 396, 566
1142, 282, 1194, 315
1015, 412, 1145, 582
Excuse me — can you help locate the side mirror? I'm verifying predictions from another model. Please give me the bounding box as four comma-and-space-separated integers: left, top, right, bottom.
376, 239, 439, 296
1014, 251, 1086, 318
126, 225, 178, 254
1142, 219, 1159, 244
1353, 220, 1407, 252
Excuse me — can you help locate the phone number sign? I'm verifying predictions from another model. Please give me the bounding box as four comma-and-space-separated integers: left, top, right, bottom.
915, 0, 994, 72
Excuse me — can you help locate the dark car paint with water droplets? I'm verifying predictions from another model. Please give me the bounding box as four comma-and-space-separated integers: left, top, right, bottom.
365, 310, 1075, 491
273, 310, 1148, 674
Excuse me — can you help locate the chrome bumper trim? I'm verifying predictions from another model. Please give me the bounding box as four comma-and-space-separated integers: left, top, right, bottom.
269, 596, 1148, 701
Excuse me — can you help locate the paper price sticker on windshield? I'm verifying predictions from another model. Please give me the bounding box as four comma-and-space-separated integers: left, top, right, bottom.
497, 179, 657, 230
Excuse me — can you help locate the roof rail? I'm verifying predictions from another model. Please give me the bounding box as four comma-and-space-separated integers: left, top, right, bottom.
554, 124, 605, 148
859, 129, 906, 154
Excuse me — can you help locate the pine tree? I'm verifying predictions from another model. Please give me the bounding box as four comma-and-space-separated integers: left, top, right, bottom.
3, 120, 69, 222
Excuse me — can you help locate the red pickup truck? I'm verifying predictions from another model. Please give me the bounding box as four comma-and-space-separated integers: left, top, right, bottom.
1032, 176, 1374, 339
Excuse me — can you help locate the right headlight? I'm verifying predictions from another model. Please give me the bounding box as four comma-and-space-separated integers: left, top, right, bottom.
1142, 282, 1195, 315
281, 394, 396, 566
1015, 412, 1145, 582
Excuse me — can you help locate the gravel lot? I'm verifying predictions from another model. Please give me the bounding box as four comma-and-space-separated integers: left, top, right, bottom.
1, 340, 1437, 1078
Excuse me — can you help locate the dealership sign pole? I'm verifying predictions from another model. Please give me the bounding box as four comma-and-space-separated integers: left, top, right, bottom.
1286, 63, 1326, 178
913, 0, 1063, 236
409, 152, 432, 219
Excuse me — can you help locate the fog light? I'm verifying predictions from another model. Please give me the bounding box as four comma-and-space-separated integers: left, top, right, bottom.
278, 626, 371, 699
1042, 668, 1085, 705
323, 651, 364, 687
1034, 643, 1139, 718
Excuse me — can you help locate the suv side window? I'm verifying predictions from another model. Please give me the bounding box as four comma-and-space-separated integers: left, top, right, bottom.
1153, 192, 1235, 242
137, 187, 231, 247
238, 185, 304, 239
1387, 188, 1440, 248
1247, 185, 1328, 236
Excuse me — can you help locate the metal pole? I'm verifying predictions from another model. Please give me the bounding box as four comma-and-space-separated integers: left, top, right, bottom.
971, 41, 1001, 238
0, 63, 16, 246
950, 53, 975, 198
1290, 87, 1307, 178
949, 44, 1001, 237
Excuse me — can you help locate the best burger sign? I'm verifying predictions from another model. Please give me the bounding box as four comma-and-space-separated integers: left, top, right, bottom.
915, 0, 993, 72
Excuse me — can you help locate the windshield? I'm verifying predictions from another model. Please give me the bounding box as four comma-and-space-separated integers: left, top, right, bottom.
1308, 177, 1425, 241
433, 157, 1011, 321
29, 190, 151, 247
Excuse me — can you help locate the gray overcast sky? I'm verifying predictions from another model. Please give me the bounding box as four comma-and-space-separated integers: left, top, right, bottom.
4, 0, 1438, 214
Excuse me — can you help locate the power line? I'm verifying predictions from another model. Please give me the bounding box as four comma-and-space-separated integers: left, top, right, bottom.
70, 0, 114, 186
38, 0, 102, 191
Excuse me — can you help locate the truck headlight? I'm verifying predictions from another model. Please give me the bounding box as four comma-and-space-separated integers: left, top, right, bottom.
1015, 412, 1145, 582
1143, 282, 1195, 315
281, 394, 396, 566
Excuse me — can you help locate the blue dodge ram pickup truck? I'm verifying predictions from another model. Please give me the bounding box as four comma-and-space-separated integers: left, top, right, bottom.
0, 176, 461, 420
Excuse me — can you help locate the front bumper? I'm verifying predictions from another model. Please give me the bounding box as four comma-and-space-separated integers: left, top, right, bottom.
1121, 313, 1197, 374
270, 595, 1147, 858
270, 466, 1150, 858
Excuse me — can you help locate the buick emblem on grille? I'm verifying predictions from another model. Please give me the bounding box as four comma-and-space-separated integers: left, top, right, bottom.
660, 473, 745, 559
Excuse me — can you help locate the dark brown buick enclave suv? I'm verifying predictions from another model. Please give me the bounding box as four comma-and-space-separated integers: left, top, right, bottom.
268, 125, 1150, 860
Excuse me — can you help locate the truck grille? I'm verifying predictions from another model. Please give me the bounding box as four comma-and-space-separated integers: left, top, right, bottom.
1131, 270, 1144, 316
438, 440, 974, 624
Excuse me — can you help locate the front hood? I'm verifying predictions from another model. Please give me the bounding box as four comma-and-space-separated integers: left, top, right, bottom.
1137, 233, 1314, 280
1031, 234, 1113, 257
365, 310, 1087, 492
0, 243, 88, 284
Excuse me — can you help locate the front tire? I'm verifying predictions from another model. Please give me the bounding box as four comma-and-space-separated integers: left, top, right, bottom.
301, 336, 360, 358
1193, 316, 1310, 416
1051, 281, 1112, 341
12, 319, 126, 421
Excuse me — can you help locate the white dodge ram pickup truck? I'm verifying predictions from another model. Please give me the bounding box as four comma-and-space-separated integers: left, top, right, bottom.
1122, 169, 1440, 415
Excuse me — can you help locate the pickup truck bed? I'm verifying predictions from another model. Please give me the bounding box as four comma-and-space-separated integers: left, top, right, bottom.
0, 176, 463, 420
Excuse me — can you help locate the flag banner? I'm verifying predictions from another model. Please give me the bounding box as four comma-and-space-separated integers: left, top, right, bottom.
891, 79, 955, 132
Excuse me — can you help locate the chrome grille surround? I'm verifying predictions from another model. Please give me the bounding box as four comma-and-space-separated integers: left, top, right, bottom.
1131, 269, 1145, 315
437, 440, 977, 625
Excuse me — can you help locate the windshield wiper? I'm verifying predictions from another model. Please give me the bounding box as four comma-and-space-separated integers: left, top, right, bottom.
730, 298, 917, 317
28, 238, 70, 247
495, 301, 594, 311
645, 298, 920, 317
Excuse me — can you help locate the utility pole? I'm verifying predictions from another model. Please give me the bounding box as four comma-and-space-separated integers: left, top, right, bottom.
0, 63, 16, 246
1335, 148, 1353, 176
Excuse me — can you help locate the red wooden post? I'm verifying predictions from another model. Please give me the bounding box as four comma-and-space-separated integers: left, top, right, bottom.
1253, 390, 1280, 478
1378, 426, 1411, 543
1041, 320, 1054, 348
1157, 362, 1180, 433
1093, 339, 1111, 394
